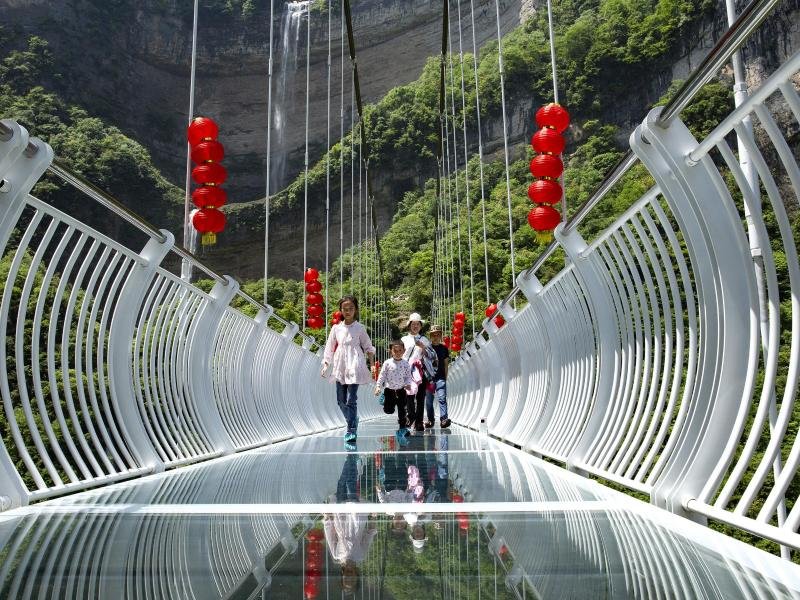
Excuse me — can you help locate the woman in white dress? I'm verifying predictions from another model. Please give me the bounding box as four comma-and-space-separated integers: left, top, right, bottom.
321, 296, 376, 444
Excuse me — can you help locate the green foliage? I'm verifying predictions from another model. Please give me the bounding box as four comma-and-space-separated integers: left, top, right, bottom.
655, 79, 734, 139
0, 37, 184, 232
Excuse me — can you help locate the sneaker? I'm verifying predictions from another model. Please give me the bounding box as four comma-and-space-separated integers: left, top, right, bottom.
402, 427, 411, 437
345, 441, 357, 451
344, 432, 357, 443
440, 418, 452, 429
396, 429, 410, 447
424, 421, 434, 429
414, 422, 424, 432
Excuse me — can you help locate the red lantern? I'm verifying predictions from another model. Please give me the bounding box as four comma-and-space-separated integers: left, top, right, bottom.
333, 310, 343, 321
304, 579, 319, 599
304, 268, 320, 283
535, 103, 570, 133
531, 128, 565, 155
485, 303, 497, 318
527, 179, 563, 205
529, 154, 564, 179
190, 140, 225, 164
192, 208, 226, 246
192, 163, 227, 186
187, 116, 219, 145
496, 315, 506, 328
454, 312, 466, 322
192, 186, 227, 209
452, 334, 464, 345
443, 336, 451, 347
305, 280, 322, 293
307, 304, 324, 317
527, 205, 562, 243
306, 317, 324, 329
373, 360, 381, 381
451, 343, 462, 352
306, 293, 324, 305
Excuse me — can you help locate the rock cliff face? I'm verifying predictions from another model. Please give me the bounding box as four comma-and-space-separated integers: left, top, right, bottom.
0, 0, 522, 197
1, 0, 798, 282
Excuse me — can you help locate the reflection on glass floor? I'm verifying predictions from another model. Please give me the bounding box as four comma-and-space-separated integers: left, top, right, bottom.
0, 419, 798, 598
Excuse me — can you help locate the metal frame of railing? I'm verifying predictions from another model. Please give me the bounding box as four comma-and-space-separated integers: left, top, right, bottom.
450, 0, 800, 556
472, 0, 783, 337
0, 119, 385, 510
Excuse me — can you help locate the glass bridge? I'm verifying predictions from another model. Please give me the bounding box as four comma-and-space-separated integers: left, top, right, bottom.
2, 420, 798, 598
1, 0, 800, 596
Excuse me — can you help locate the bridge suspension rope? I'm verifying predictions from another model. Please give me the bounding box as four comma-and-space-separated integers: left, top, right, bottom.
449, 0, 477, 338
302, 1, 311, 327
467, 0, 491, 305
325, 0, 332, 338
493, 0, 517, 291
264, 0, 275, 304
181, 0, 201, 282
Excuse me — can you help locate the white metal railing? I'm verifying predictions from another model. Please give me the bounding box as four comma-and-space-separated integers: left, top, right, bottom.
0, 119, 383, 510
450, 3, 800, 556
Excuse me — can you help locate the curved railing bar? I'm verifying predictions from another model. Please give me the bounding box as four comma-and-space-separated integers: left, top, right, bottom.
43, 157, 314, 347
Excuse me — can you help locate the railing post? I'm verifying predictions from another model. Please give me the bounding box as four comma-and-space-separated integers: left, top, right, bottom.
108, 231, 175, 472
554, 224, 617, 475
0, 120, 53, 509
631, 107, 756, 519
282, 321, 299, 340
239, 308, 274, 442
187, 276, 240, 454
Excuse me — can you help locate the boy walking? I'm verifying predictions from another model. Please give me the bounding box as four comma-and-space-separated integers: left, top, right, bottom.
424, 325, 452, 429
375, 340, 414, 437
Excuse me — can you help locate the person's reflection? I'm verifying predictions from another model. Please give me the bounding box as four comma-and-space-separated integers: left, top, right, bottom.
376, 431, 453, 555
324, 448, 377, 596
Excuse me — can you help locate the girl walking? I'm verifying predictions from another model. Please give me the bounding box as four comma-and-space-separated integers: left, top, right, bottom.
321, 296, 376, 444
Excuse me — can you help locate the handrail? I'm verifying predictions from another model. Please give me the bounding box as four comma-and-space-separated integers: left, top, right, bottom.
656, 0, 782, 126
470, 0, 783, 346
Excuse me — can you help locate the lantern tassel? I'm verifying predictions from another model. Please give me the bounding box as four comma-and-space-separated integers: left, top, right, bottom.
535, 230, 554, 244
201, 232, 217, 246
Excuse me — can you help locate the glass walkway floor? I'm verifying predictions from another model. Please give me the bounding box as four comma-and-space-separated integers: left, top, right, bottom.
1, 420, 798, 599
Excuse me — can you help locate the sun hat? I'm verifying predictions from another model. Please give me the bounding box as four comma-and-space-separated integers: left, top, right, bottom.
406, 312, 425, 327
429, 325, 443, 334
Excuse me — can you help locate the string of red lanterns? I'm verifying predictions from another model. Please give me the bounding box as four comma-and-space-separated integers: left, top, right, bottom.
450, 311, 465, 353
527, 103, 570, 243
303, 528, 324, 599
188, 117, 227, 246
304, 268, 325, 330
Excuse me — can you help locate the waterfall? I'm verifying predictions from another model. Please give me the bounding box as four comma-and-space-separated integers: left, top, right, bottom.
272, 1, 311, 192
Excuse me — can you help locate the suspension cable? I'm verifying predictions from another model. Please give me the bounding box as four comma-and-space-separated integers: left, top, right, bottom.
350, 93, 356, 295
468, 0, 491, 304
342, 0, 391, 322
493, 0, 517, 290
545, 0, 566, 222
301, 3, 311, 328
340, 0, 345, 299
432, 0, 449, 322
325, 0, 332, 338
454, 0, 477, 336
264, 0, 275, 304
443, 86, 464, 311
181, 0, 200, 282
